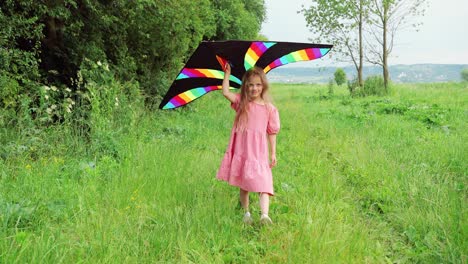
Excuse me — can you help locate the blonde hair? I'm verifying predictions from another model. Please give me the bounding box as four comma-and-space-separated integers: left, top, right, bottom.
235, 67, 272, 131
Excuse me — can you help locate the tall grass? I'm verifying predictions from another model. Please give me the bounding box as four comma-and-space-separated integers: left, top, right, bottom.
0, 82, 466, 263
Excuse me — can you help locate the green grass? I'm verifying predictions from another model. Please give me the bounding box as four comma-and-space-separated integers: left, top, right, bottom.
1, 83, 466, 263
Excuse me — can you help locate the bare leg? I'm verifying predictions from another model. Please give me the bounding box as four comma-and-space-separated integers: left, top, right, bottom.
259, 193, 269, 215
240, 188, 249, 211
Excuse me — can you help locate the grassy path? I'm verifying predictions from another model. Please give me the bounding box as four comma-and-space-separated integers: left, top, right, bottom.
1, 83, 466, 263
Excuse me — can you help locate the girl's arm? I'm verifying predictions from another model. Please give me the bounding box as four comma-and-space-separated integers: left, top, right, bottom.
268, 134, 277, 168
222, 63, 237, 103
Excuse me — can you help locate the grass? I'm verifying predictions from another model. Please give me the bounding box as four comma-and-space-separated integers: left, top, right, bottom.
0, 82, 466, 263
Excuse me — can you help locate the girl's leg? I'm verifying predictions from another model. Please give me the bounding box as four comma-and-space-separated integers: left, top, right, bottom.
239, 188, 249, 211
259, 193, 272, 224
240, 189, 253, 224
259, 193, 269, 215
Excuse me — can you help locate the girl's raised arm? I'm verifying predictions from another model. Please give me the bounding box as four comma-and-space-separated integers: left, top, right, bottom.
222, 63, 237, 103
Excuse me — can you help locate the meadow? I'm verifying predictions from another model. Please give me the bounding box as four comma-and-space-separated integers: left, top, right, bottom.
0, 82, 466, 263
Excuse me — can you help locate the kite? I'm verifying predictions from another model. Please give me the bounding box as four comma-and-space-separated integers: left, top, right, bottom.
159, 40, 333, 109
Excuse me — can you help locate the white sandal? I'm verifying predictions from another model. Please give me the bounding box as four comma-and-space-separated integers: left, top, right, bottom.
243, 212, 254, 225
260, 214, 272, 225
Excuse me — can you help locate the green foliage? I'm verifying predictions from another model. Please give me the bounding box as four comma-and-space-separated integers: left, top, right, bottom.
328, 78, 335, 97
334, 68, 346, 85
211, 0, 266, 40
347, 77, 360, 95
354, 75, 388, 97
300, 0, 367, 85
77, 59, 143, 158
461, 68, 468, 82
0, 0, 43, 83
0, 0, 266, 124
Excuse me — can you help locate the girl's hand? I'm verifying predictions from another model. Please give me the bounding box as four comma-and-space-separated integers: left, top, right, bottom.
224, 62, 231, 75
270, 153, 277, 168
222, 62, 236, 103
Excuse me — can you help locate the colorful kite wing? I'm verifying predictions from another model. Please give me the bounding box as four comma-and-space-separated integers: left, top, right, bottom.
159, 40, 332, 109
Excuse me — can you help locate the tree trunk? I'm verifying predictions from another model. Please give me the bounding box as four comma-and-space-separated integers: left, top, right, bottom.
358, 0, 364, 87
382, 2, 389, 92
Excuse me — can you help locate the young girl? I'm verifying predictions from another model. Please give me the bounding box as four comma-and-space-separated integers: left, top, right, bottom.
216, 63, 280, 225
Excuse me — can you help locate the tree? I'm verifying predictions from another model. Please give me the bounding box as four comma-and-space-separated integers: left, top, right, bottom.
301, 0, 369, 87
366, 0, 427, 91
461, 68, 468, 82
209, 0, 266, 40
334, 68, 347, 85
0, 0, 266, 112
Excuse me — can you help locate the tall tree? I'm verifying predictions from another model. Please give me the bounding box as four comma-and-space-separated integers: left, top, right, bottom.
1, 0, 267, 118
209, 0, 266, 40
301, 0, 368, 86
366, 0, 426, 91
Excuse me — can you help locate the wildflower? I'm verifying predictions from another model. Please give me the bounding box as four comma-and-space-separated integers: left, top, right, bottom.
45, 95, 49, 100
65, 88, 72, 93
115, 97, 119, 107
43, 85, 51, 91
51, 86, 58, 92
46, 108, 52, 114
97, 61, 102, 66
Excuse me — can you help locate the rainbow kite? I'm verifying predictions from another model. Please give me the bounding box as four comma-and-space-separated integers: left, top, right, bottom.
160, 40, 332, 109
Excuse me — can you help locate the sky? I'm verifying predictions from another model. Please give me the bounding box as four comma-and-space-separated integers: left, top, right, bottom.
260, 0, 468, 66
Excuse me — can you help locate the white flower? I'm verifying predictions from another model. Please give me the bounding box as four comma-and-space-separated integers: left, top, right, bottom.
65, 88, 72, 93
51, 86, 58, 91
97, 61, 102, 66
51, 104, 57, 110
44, 95, 49, 100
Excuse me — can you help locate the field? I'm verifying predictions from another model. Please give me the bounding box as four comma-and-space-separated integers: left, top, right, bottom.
0, 83, 466, 263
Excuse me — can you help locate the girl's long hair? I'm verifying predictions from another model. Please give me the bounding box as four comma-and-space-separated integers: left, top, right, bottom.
235, 67, 272, 132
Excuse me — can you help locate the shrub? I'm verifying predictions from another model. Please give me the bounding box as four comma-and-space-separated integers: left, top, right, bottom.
347, 78, 360, 96
334, 68, 346, 86
356, 76, 388, 97
461, 68, 468, 82
78, 59, 142, 159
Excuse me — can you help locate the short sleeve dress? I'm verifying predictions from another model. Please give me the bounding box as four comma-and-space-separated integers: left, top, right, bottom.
216, 94, 280, 196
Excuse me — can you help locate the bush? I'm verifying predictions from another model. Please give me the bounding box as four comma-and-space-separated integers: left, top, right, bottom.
334, 68, 346, 86
0, 0, 266, 124
78, 59, 143, 159
356, 76, 388, 97
461, 68, 468, 82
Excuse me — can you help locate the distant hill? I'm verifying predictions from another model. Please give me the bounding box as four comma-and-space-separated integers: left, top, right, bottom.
267, 64, 468, 83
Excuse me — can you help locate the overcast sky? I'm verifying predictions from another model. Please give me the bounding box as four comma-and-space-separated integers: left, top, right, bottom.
260, 0, 468, 66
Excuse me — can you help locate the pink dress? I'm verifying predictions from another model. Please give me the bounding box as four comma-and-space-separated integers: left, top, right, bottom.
216, 94, 280, 195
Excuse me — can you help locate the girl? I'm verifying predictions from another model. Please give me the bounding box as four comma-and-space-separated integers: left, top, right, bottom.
216, 63, 280, 225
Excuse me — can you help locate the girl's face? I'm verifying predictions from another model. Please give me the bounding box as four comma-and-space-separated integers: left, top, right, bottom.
246, 75, 263, 101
